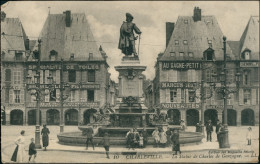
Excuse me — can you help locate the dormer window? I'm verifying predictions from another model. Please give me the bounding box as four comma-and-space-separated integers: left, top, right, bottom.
170, 52, 175, 57
179, 52, 184, 57
15, 53, 23, 61
50, 50, 58, 61
203, 48, 215, 61
241, 49, 251, 60
183, 40, 188, 45
89, 53, 93, 60
70, 53, 74, 61
175, 40, 179, 45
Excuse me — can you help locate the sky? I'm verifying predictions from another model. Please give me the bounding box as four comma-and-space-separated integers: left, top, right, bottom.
1, 1, 259, 82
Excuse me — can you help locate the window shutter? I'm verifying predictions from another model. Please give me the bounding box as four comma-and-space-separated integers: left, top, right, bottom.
45, 89, 49, 102
20, 89, 24, 103
56, 70, 60, 83
251, 89, 256, 105
165, 89, 170, 102
76, 71, 80, 83
40, 70, 44, 84
186, 89, 189, 103
75, 90, 79, 101
9, 90, 13, 103
196, 89, 201, 103
239, 89, 243, 105
177, 88, 181, 103
187, 70, 192, 82
173, 70, 177, 82
45, 70, 49, 84
63, 71, 68, 82
82, 71, 87, 81
56, 89, 60, 102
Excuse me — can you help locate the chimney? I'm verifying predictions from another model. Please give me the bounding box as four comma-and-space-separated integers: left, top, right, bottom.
193, 7, 201, 22
1, 11, 6, 22
65, 10, 71, 27
166, 22, 175, 47
25, 38, 29, 50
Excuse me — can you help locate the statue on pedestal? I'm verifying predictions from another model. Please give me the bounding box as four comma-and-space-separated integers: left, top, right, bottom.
118, 13, 142, 57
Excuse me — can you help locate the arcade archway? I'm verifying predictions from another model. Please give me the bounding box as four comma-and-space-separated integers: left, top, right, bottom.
204, 109, 218, 126
167, 109, 180, 125
83, 109, 97, 125
241, 109, 255, 126
65, 109, 78, 125
186, 109, 199, 126
222, 109, 237, 126
46, 109, 60, 125
28, 109, 42, 125
10, 109, 23, 125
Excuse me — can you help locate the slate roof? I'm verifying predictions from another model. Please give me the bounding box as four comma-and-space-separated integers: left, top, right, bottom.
160, 15, 236, 61
1, 18, 27, 58
239, 16, 259, 60
227, 41, 240, 59
31, 12, 104, 61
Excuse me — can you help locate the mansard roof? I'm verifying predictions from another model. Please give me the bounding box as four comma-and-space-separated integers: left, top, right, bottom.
239, 16, 259, 60
160, 15, 236, 61
30, 12, 104, 62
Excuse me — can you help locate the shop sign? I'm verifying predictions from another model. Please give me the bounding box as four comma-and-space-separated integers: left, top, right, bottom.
206, 105, 233, 109
240, 62, 258, 67
63, 102, 100, 108
161, 103, 200, 109
161, 82, 200, 89
1, 86, 24, 89
28, 65, 61, 70
64, 64, 100, 70
70, 84, 100, 89
162, 62, 201, 70
27, 84, 100, 90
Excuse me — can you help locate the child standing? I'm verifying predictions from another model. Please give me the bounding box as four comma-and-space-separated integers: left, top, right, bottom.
28, 138, 37, 162
139, 133, 144, 148
246, 127, 252, 145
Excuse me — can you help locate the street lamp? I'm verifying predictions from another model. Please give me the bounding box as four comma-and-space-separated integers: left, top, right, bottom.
26, 39, 42, 149
211, 36, 241, 148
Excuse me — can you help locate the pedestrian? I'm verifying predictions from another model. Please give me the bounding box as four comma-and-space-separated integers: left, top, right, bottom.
152, 127, 160, 147
195, 123, 200, 132
28, 138, 37, 162
86, 127, 95, 150
246, 127, 252, 145
11, 130, 26, 162
102, 132, 110, 159
127, 129, 135, 150
217, 124, 224, 148
166, 127, 172, 147
171, 129, 181, 155
206, 120, 213, 142
126, 129, 132, 149
142, 128, 148, 148
159, 129, 167, 148
216, 120, 221, 142
133, 128, 140, 148
41, 124, 50, 151
139, 133, 144, 148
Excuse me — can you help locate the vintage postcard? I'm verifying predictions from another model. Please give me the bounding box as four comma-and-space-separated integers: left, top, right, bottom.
1, 1, 259, 163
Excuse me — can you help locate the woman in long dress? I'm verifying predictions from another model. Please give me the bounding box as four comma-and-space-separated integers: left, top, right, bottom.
152, 127, 160, 147
159, 129, 167, 148
11, 130, 26, 162
41, 124, 50, 150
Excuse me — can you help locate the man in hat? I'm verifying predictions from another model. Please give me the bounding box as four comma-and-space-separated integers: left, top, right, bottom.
216, 119, 221, 142
206, 120, 213, 142
118, 13, 142, 56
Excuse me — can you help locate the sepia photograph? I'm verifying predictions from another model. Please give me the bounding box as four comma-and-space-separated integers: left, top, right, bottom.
1, 1, 259, 163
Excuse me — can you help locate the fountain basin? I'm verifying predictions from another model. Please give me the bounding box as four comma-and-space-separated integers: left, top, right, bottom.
57, 130, 203, 146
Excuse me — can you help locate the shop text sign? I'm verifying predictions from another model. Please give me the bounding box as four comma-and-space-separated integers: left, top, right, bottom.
161, 82, 200, 88
206, 105, 233, 109
27, 102, 100, 108
240, 62, 259, 67
162, 62, 201, 70
161, 103, 200, 109
27, 64, 100, 70
27, 84, 100, 89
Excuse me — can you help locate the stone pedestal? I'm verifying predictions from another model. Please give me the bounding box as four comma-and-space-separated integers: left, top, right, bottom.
114, 56, 148, 127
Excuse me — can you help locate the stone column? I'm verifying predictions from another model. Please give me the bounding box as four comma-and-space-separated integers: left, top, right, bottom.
199, 110, 201, 122
41, 109, 47, 125
217, 110, 223, 123
24, 109, 27, 125
180, 109, 187, 125
236, 110, 241, 126
5, 113, 10, 125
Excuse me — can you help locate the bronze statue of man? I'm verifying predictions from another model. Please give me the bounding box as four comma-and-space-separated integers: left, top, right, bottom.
118, 13, 142, 56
